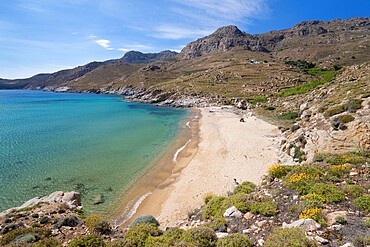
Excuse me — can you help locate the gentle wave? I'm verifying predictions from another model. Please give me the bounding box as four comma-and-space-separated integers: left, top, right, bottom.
112, 191, 152, 227
173, 139, 191, 164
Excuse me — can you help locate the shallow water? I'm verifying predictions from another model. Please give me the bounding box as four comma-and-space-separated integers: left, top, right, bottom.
0, 90, 188, 214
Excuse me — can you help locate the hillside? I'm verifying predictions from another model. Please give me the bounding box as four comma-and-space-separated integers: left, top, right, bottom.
0, 17, 368, 104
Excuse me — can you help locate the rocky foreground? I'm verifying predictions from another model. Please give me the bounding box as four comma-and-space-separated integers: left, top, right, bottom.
0, 149, 369, 246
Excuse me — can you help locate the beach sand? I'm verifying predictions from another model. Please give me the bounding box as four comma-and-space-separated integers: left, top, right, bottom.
127, 106, 282, 227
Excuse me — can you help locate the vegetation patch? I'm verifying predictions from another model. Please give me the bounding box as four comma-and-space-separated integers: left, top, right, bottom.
267, 163, 294, 179
0, 228, 51, 246
353, 195, 370, 211
308, 183, 345, 203
278, 112, 299, 120
264, 227, 317, 247
234, 181, 256, 194
216, 233, 252, 247
181, 227, 217, 247
130, 215, 160, 228
250, 198, 277, 216
68, 235, 106, 247
342, 184, 365, 198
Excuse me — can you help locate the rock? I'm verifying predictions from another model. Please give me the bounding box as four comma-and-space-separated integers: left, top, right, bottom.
315, 236, 329, 244
282, 218, 321, 231
62, 192, 81, 209
293, 195, 299, 200
340, 243, 355, 247
327, 224, 343, 230
223, 206, 243, 218
55, 216, 79, 228
291, 124, 300, 132
92, 194, 105, 205
256, 220, 267, 227
326, 211, 347, 225
216, 232, 229, 238
52, 229, 60, 236
349, 172, 358, 176
40, 216, 50, 224
130, 215, 160, 227
244, 212, 254, 219
258, 239, 264, 246
300, 103, 308, 113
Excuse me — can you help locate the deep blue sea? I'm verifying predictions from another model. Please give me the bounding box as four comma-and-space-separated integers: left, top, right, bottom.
0, 90, 189, 214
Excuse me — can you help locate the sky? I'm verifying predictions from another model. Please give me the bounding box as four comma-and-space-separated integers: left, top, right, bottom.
0, 0, 368, 79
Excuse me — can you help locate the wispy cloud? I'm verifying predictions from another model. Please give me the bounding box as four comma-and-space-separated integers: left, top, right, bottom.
95, 39, 114, 50
117, 44, 152, 52
171, 0, 267, 22
19, 3, 47, 12
152, 24, 213, 39
150, 0, 268, 40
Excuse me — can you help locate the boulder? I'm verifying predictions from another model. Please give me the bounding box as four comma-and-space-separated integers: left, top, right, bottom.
282, 218, 321, 231
223, 206, 243, 218
326, 211, 347, 225
62, 192, 81, 208
92, 194, 105, 205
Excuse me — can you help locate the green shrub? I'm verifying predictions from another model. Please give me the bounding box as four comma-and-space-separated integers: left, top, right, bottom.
32, 238, 62, 247
206, 217, 228, 231
278, 112, 299, 120
130, 215, 160, 227
308, 183, 345, 203
0, 228, 51, 246
68, 235, 106, 247
288, 165, 324, 178
335, 216, 346, 224
73, 209, 87, 219
328, 164, 351, 177
264, 106, 276, 111
325, 105, 346, 117
363, 218, 370, 227
15, 234, 39, 243
203, 196, 227, 219
227, 194, 253, 213
267, 163, 294, 179
107, 238, 135, 247
123, 223, 161, 246
234, 181, 256, 194
342, 184, 365, 198
354, 195, 370, 211
251, 96, 268, 105
216, 233, 252, 247
16, 202, 48, 212
264, 227, 317, 247
250, 198, 277, 216
146, 228, 185, 246
337, 115, 355, 123
181, 227, 217, 247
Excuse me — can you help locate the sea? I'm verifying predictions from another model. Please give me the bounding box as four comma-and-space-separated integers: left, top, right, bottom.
0, 90, 189, 216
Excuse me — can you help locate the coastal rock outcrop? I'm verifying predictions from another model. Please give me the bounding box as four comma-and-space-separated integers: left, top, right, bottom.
0, 191, 81, 217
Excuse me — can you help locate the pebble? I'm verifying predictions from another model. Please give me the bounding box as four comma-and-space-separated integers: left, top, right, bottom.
340, 243, 354, 247
244, 212, 254, 219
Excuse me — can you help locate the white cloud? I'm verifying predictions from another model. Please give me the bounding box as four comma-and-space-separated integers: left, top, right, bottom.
152, 24, 213, 39
88, 35, 97, 39
118, 48, 130, 52
95, 39, 111, 49
171, 0, 267, 22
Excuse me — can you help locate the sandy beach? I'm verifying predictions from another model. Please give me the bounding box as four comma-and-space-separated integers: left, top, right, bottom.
127, 106, 282, 227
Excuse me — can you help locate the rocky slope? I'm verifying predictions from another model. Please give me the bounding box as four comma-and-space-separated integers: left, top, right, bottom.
110, 50, 178, 64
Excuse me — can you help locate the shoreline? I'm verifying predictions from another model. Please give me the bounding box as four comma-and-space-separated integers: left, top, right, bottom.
110, 108, 200, 227
112, 106, 282, 228
151, 106, 281, 227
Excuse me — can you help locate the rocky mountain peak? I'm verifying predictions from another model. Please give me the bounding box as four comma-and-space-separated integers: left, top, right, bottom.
117, 50, 178, 64
212, 25, 246, 37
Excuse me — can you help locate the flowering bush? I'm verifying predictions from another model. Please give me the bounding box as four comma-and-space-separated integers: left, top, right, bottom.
85, 215, 111, 234
287, 173, 319, 194
267, 163, 293, 179
301, 193, 324, 208
299, 207, 324, 221
328, 164, 351, 177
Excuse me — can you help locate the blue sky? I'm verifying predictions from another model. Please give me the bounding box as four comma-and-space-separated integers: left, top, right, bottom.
0, 0, 368, 79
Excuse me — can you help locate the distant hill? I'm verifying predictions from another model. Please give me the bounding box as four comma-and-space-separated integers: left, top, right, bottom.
108, 50, 178, 64
0, 17, 368, 102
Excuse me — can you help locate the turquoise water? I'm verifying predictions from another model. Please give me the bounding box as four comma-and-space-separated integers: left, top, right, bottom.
0, 90, 189, 214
